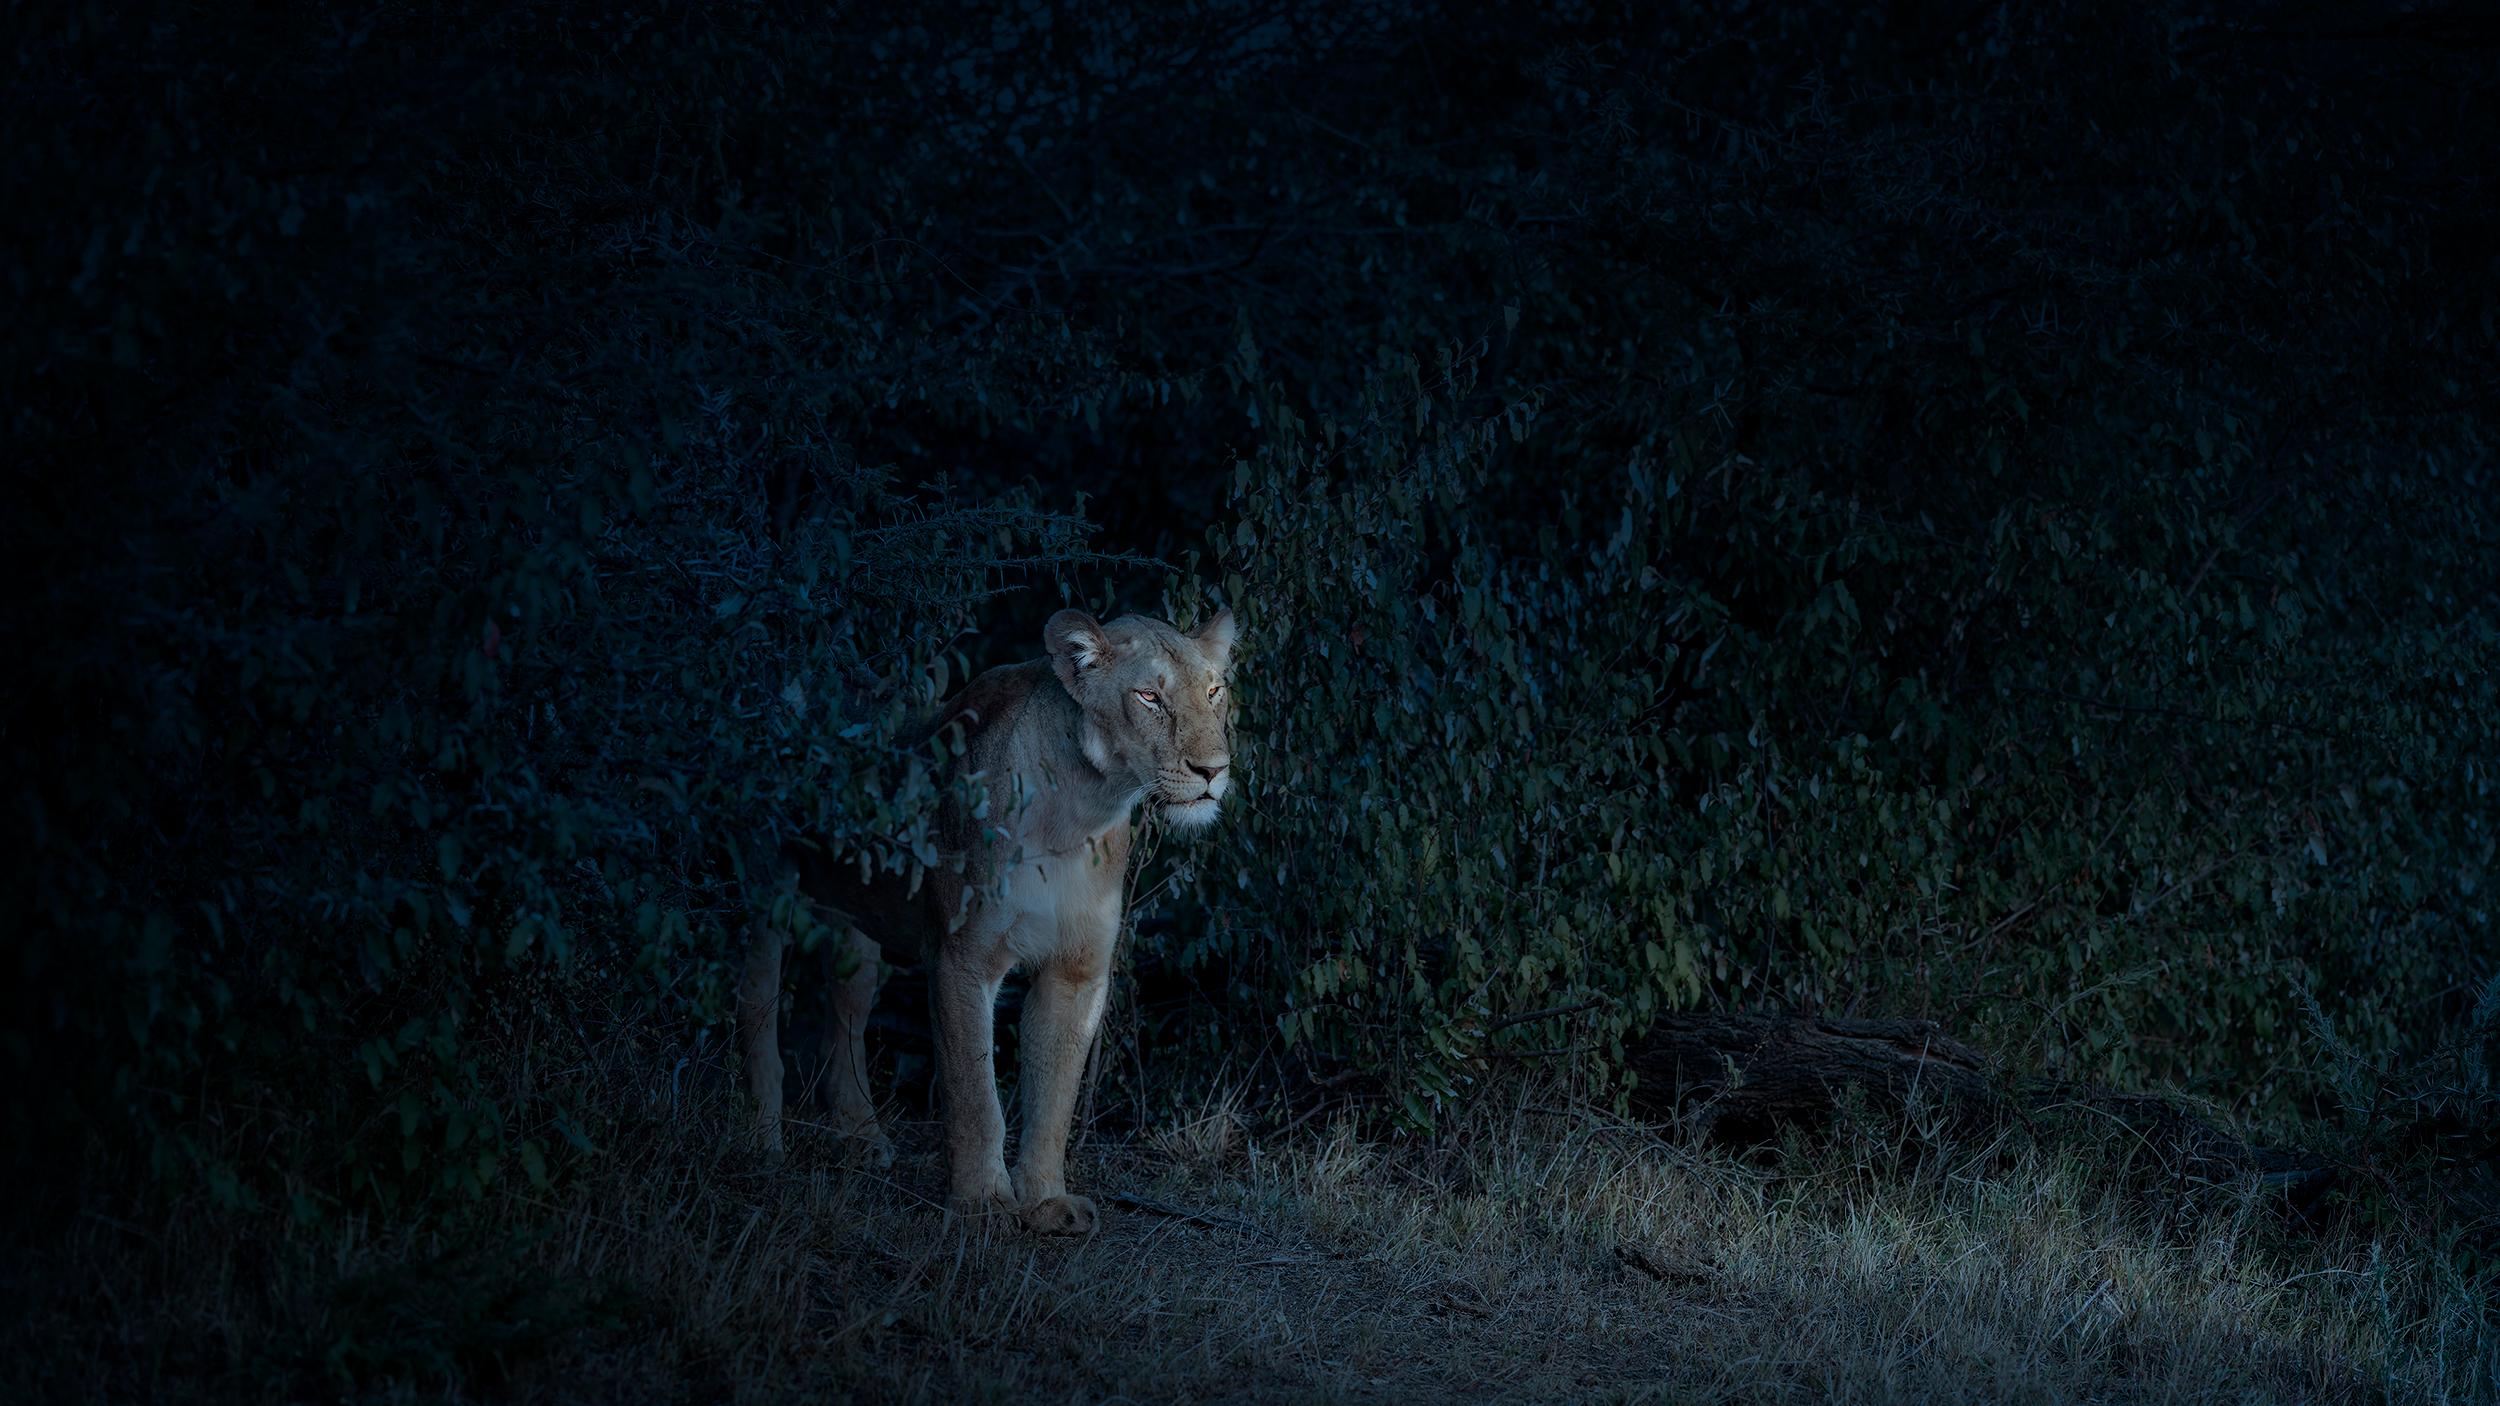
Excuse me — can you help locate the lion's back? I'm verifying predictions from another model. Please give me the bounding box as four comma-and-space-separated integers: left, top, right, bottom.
794, 660, 1055, 960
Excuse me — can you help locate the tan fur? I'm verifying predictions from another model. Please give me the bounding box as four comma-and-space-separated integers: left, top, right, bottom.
740, 608, 1237, 1233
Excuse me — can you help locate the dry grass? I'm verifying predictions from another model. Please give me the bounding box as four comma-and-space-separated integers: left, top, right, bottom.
9, 1072, 2493, 1405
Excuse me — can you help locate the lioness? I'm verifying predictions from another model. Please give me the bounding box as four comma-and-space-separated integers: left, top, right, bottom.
739, 608, 1236, 1233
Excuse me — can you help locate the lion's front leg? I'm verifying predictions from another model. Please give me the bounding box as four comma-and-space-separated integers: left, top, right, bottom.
930, 939, 1016, 1215
1011, 949, 1111, 1236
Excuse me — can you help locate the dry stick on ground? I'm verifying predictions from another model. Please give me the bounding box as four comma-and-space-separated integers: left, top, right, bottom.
1104, 1193, 1261, 1236
1614, 1242, 1716, 1291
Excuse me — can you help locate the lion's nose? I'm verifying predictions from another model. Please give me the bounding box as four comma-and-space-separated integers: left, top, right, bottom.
1190, 758, 1229, 783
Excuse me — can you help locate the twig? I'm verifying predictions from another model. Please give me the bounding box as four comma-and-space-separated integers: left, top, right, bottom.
1105, 1193, 1259, 1236
1268, 1094, 1343, 1140
1482, 1044, 1595, 1061
1615, 1243, 1713, 1289
1485, 996, 1608, 1035
2008, 684, 2371, 744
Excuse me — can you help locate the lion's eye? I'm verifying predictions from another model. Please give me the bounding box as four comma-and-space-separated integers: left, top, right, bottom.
1135, 690, 1160, 708
1209, 684, 1224, 700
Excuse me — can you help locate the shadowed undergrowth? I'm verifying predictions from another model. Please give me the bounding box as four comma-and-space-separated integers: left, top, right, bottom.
11, 1071, 2489, 1405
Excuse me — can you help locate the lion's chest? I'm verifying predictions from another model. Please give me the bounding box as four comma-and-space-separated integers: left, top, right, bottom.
982, 837, 1130, 968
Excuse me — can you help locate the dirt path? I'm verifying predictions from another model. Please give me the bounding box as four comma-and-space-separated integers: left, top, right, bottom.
731, 1120, 2410, 1404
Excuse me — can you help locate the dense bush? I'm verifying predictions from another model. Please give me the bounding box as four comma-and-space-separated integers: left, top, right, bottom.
5, 1, 1120, 1202
1197, 343, 2496, 1125
6, 0, 2493, 1206
1179, 10, 2500, 1119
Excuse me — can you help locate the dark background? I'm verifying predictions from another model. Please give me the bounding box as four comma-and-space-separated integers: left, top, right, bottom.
5, 0, 2494, 1266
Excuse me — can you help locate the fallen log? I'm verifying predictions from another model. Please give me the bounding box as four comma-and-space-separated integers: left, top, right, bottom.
1621, 1011, 2334, 1196
1625, 1012, 2002, 1143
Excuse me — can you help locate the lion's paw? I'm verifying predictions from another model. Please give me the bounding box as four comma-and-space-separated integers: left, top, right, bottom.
1020, 1193, 1099, 1237
948, 1165, 1018, 1221
751, 1119, 788, 1166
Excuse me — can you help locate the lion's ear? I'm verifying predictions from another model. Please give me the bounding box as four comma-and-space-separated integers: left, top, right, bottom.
1191, 608, 1237, 669
1046, 609, 1113, 690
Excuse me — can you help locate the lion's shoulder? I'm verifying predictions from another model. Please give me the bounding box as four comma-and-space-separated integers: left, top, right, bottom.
926, 658, 1058, 756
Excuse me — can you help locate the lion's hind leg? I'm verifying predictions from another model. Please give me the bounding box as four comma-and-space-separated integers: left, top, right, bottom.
736, 919, 787, 1158
818, 923, 894, 1167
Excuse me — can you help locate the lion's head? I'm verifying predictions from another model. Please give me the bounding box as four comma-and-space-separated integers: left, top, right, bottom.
1045, 608, 1237, 829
